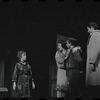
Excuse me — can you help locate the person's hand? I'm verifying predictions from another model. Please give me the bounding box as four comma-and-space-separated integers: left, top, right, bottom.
89, 63, 96, 72
77, 46, 82, 52
80, 71, 83, 74
13, 82, 16, 90
32, 81, 35, 89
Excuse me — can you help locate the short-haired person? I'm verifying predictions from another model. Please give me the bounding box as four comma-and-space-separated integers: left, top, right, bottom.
86, 21, 100, 85
65, 38, 82, 97
12, 51, 35, 97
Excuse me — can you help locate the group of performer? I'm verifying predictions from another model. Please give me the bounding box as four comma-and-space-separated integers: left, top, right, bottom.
11, 21, 100, 98
55, 21, 100, 98
55, 37, 82, 97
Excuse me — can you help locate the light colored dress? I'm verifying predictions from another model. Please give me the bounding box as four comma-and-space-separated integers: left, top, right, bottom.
55, 50, 68, 97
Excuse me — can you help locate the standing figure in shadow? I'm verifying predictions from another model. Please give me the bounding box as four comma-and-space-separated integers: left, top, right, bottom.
12, 51, 35, 98
65, 38, 82, 98
55, 40, 69, 98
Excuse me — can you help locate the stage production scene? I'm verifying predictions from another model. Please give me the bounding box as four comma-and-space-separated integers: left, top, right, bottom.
1, 0, 100, 99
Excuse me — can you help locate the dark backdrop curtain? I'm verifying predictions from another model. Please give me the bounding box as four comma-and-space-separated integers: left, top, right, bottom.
49, 61, 57, 97
0, 60, 5, 87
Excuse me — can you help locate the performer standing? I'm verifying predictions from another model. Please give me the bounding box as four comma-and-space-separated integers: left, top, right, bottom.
55, 41, 68, 98
65, 38, 82, 97
12, 51, 35, 97
86, 22, 100, 85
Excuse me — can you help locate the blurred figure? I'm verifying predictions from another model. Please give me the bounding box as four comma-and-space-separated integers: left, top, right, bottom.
12, 51, 35, 98
55, 41, 68, 98
65, 38, 82, 97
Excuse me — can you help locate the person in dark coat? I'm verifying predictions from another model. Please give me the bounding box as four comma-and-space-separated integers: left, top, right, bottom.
12, 51, 35, 97
65, 38, 82, 97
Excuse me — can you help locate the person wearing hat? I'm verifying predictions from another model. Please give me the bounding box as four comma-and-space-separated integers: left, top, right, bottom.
12, 51, 35, 97
55, 40, 69, 98
86, 22, 100, 86
65, 38, 82, 97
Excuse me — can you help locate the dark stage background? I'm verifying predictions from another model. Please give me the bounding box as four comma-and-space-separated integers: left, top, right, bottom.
0, 0, 100, 99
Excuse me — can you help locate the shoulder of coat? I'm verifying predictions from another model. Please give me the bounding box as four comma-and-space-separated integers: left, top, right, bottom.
72, 46, 81, 54
72, 47, 78, 53
92, 30, 100, 37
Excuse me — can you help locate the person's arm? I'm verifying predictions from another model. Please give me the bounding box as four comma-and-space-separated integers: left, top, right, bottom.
27, 63, 35, 89
12, 63, 19, 90
64, 49, 71, 60
55, 51, 64, 68
73, 47, 82, 63
30, 66, 34, 81
89, 33, 100, 65
88, 33, 100, 71
55, 51, 58, 61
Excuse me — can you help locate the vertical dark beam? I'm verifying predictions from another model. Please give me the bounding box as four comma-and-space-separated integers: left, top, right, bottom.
0, 60, 5, 98
5, 49, 12, 97
0, 60, 5, 87
49, 62, 57, 97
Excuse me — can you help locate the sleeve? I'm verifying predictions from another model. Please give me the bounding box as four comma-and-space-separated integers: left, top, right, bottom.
55, 52, 58, 61
27, 63, 34, 81
73, 48, 82, 63
64, 49, 71, 60
55, 52, 64, 63
12, 63, 19, 82
89, 33, 100, 64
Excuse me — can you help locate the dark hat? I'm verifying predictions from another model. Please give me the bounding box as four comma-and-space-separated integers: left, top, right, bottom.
66, 37, 77, 41
57, 34, 67, 44
61, 42, 67, 50
66, 37, 77, 46
57, 39, 65, 44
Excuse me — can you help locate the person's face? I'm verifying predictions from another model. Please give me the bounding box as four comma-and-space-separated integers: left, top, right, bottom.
58, 43, 63, 51
87, 26, 93, 34
21, 53, 26, 61
66, 41, 71, 49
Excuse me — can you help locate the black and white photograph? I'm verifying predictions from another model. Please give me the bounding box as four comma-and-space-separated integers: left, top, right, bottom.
0, 0, 100, 100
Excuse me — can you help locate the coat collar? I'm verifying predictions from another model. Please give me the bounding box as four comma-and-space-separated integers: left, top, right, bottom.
87, 30, 100, 46
90, 30, 100, 36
